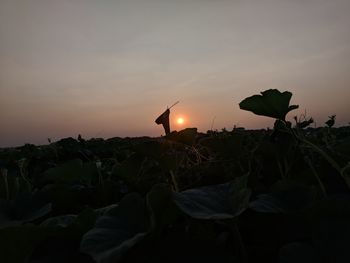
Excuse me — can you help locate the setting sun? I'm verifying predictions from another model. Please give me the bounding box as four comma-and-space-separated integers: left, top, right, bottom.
177, 117, 185, 125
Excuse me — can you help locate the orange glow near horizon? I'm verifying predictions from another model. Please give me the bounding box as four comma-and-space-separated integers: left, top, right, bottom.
1, 1, 350, 148
177, 117, 185, 125
174, 114, 188, 128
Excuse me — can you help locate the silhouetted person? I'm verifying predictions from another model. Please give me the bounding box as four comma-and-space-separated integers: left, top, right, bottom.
155, 108, 171, 135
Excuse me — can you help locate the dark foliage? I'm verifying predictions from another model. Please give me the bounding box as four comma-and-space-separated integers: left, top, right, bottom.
0, 90, 349, 263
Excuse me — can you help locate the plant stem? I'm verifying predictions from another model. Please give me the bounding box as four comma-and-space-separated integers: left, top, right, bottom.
1, 169, 9, 200
170, 170, 179, 192
304, 157, 327, 197
291, 129, 350, 189
228, 219, 247, 263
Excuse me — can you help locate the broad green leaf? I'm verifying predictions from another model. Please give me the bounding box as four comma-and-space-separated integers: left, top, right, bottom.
0, 193, 51, 228
95, 204, 119, 216
239, 89, 299, 120
38, 184, 91, 213
146, 183, 180, 233
40, 214, 77, 228
74, 208, 98, 233
80, 193, 149, 263
0, 209, 97, 263
41, 208, 97, 233
41, 159, 98, 185
173, 175, 251, 220
249, 180, 317, 214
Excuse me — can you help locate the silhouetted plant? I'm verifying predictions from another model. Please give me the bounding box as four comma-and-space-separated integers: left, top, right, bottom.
239, 89, 299, 121
325, 115, 336, 128
239, 89, 350, 191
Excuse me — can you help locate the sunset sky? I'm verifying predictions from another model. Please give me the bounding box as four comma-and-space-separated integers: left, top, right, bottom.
1, 0, 350, 147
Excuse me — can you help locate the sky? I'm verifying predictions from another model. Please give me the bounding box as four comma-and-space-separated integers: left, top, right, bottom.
1, 0, 350, 147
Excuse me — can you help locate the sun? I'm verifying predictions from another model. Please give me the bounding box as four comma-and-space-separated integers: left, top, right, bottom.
177, 117, 185, 125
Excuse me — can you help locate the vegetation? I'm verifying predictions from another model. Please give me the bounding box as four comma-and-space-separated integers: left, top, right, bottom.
0, 89, 349, 263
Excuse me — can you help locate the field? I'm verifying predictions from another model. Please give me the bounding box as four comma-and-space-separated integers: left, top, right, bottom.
0, 90, 349, 263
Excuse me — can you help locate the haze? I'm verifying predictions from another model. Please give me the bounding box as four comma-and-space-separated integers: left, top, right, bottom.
1, 0, 350, 147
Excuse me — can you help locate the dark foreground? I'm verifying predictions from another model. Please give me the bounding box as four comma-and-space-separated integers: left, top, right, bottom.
0, 125, 350, 263
1, 89, 350, 263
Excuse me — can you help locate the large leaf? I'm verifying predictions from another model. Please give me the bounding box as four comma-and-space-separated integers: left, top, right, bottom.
0, 193, 51, 228
40, 214, 77, 228
239, 89, 299, 120
146, 183, 180, 234
0, 226, 56, 263
0, 208, 97, 263
41, 159, 98, 185
173, 175, 251, 220
95, 204, 119, 216
249, 180, 317, 214
41, 208, 97, 233
38, 183, 93, 213
80, 193, 149, 263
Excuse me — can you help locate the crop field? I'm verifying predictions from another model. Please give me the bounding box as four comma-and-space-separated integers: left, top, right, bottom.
0, 90, 349, 263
